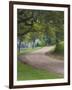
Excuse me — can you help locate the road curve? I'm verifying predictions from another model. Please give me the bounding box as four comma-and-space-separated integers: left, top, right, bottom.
18, 46, 64, 75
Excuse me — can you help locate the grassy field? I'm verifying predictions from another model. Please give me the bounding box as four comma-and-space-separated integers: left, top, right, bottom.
17, 60, 63, 80
18, 47, 42, 55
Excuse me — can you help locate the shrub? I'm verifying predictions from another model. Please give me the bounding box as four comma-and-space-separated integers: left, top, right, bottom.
55, 42, 64, 55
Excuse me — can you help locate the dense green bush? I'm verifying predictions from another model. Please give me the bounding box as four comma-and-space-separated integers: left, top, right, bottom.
55, 42, 64, 55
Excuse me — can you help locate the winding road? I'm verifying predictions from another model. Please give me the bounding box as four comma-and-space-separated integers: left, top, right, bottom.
19, 46, 64, 75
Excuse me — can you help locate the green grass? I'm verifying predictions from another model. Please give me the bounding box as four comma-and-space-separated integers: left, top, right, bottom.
17, 60, 63, 80
55, 42, 64, 55
18, 47, 42, 55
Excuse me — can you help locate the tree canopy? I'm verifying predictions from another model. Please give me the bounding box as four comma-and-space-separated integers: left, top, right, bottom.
17, 9, 64, 52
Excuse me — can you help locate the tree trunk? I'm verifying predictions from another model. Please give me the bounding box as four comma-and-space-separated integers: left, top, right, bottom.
32, 39, 35, 48
56, 32, 59, 47
18, 40, 21, 53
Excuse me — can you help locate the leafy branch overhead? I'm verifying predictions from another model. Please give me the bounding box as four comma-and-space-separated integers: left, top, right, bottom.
17, 9, 64, 36
17, 9, 64, 52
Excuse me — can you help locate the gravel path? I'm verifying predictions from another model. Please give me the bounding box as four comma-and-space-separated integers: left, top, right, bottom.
19, 46, 64, 75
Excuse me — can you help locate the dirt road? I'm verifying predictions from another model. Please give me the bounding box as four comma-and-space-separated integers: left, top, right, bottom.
19, 46, 64, 75
31, 46, 55, 54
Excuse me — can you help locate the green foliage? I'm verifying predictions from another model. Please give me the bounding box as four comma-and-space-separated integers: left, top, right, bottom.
55, 42, 64, 55
33, 22, 44, 31
17, 9, 64, 52
17, 61, 63, 80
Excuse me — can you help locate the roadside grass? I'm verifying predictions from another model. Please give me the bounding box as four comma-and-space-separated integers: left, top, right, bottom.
17, 60, 63, 80
17, 47, 42, 55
